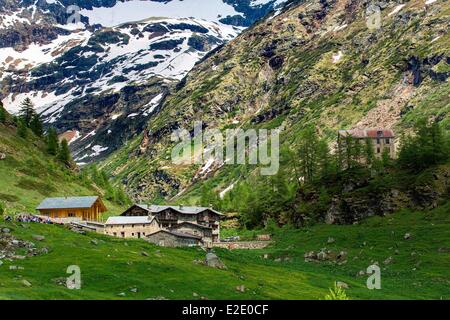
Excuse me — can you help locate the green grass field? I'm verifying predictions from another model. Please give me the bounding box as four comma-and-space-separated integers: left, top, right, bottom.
1, 202, 448, 300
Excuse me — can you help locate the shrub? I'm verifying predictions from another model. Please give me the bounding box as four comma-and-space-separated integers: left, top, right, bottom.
323, 283, 350, 300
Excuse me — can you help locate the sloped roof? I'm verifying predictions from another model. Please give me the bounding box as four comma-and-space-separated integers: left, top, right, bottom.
105, 216, 155, 225
36, 196, 101, 210
339, 129, 395, 139
366, 129, 395, 138
149, 205, 223, 216
135, 204, 150, 211
173, 221, 212, 230
120, 204, 151, 216
147, 229, 202, 240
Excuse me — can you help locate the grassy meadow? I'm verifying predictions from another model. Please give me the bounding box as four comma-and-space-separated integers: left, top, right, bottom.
0, 201, 448, 300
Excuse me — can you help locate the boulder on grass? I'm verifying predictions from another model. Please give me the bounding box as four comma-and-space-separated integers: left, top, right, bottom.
205, 252, 226, 269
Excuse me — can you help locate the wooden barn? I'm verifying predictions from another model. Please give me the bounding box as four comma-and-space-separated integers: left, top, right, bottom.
36, 196, 107, 223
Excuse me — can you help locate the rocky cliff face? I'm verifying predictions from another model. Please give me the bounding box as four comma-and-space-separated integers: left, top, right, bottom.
101, 0, 449, 205
319, 166, 450, 225
0, 0, 286, 162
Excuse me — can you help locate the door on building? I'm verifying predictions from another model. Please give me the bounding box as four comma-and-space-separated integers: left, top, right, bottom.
137, 232, 141, 239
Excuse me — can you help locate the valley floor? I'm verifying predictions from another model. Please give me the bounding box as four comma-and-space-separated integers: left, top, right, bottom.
0, 202, 449, 300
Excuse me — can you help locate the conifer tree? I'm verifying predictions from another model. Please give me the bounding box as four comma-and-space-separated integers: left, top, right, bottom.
17, 118, 28, 138
19, 98, 36, 126
364, 138, 374, 166
398, 119, 450, 171
46, 127, 59, 155
115, 187, 130, 206
58, 138, 72, 164
298, 126, 319, 183
30, 114, 43, 137
0, 103, 6, 123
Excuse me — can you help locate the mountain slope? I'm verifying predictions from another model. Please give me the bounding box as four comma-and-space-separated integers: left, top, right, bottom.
102, 0, 449, 203
0, 112, 124, 215
0, 0, 287, 162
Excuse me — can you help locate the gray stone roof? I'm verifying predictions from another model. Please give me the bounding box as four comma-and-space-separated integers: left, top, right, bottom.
147, 229, 202, 240
173, 221, 212, 230
36, 196, 99, 210
105, 216, 155, 225
148, 205, 223, 216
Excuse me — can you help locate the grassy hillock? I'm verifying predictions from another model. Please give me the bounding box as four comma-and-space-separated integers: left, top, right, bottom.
0, 121, 125, 217
0, 201, 448, 300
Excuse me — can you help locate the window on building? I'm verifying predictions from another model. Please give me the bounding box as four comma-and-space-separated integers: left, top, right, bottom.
377, 138, 381, 144
377, 147, 381, 154
68, 212, 76, 217
386, 138, 390, 144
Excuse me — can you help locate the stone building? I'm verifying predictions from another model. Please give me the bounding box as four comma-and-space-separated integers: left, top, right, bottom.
121, 204, 223, 243
338, 129, 396, 160
170, 221, 213, 243
146, 229, 202, 247
104, 215, 159, 239
119, 204, 151, 217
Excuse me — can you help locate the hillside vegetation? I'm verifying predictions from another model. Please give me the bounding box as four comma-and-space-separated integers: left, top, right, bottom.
102, 0, 449, 213
0, 201, 449, 299
0, 106, 125, 217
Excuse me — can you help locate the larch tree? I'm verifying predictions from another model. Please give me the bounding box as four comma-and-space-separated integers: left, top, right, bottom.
30, 114, 43, 137
0, 102, 6, 123
19, 98, 36, 126
58, 138, 72, 165
46, 127, 59, 155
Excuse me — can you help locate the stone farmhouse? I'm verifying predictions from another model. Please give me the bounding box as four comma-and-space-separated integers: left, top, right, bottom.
338, 129, 396, 160
119, 204, 224, 245
104, 215, 160, 239
146, 229, 203, 247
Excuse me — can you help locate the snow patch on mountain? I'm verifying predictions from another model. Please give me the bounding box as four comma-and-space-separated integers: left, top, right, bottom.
79, 0, 242, 27
251, 0, 286, 7
1, 17, 240, 117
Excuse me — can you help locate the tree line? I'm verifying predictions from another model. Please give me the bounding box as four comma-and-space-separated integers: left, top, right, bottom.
1, 98, 72, 166
199, 120, 450, 228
